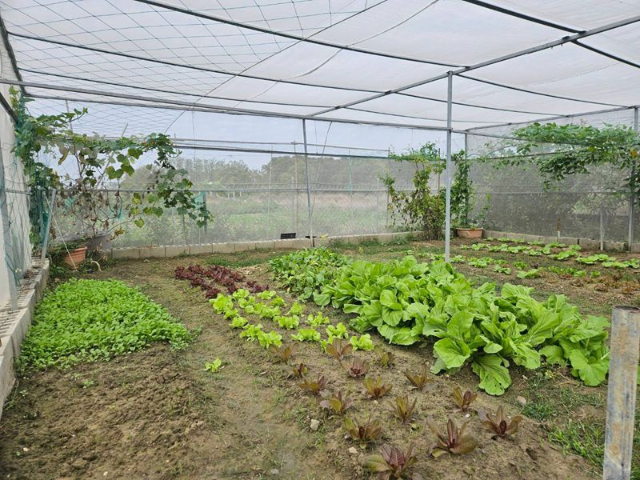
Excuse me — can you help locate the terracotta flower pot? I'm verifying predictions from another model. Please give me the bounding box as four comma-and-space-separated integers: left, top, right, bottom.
456, 228, 483, 239
63, 246, 88, 269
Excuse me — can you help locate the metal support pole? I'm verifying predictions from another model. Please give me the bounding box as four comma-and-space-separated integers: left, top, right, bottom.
40, 188, 57, 263
629, 107, 638, 251
603, 306, 640, 480
600, 204, 605, 251
444, 71, 453, 261
302, 119, 313, 247
290, 176, 295, 232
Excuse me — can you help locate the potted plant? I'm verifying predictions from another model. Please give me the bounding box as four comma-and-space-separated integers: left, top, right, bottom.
451, 154, 490, 238
48, 238, 88, 270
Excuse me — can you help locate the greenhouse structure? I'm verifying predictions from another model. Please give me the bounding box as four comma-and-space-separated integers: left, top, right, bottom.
0, 1, 639, 479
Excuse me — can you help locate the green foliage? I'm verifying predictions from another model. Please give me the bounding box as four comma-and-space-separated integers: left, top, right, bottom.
276, 315, 300, 329
493, 265, 512, 275
257, 304, 281, 320
517, 268, 541, 279
349, 334, 374, 351
291, 328, 321, 342
511, 122, 640, 199
467, 257, 495, 268
12, 90, 210, 244
326, 322, 349, 339
307, 312, 331, 327
321, 253, 608, 394
257, 290, 277, 300
205, 358, 223, 374
384, 143, 448, 239
257, 330, 283, 349
273, 249, 611, 395
229, 316, 248, 329
270, 296, 286, 307
450, 151, 473, 227
20, 279, 192, 370
240, 323, 264, 341
547, 266, 587, 278
269, 248, 351, 300
288, 301, 305, 316
211, 294, 234, 314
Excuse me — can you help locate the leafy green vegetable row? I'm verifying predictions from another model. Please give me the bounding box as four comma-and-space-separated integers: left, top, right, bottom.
463, 241, 639, 269
20, 279, 192, 370
211, 287, 374, 352
423, 252, 602, 279
271, 249, 610, 395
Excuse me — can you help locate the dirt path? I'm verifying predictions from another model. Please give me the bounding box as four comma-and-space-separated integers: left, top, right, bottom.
0, 254, 601, 479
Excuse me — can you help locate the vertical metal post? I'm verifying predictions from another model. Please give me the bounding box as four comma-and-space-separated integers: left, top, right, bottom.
629, 107, 638, 251
290, 176, 295, 232
444, 71, 453, 261
302, 120, 313, 246
349, 156, 354, 231
40, 189, 57, 263
603, 306, 640, 480
294, 147, 298, 230
0, 152, 18, 310
267, 154, 272, 239
375, 177, 380, 232
600, 204, 605, 251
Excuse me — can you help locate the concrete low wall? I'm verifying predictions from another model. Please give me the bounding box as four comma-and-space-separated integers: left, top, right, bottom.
0, 259, 49, 420
109, 232, 417, 260
483, 230, 638, 252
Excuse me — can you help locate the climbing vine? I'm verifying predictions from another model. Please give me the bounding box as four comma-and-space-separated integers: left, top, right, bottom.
11, 89, 211, 247
493, 122, 639, 200
383, 143, 471, 238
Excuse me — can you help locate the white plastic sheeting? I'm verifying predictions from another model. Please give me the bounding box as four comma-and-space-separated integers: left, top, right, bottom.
0, 0, 638, 134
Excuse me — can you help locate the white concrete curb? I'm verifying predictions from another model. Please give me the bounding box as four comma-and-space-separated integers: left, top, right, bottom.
0, 259, 49, 420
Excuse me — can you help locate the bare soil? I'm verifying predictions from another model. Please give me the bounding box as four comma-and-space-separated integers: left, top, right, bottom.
0, 245, 618, 479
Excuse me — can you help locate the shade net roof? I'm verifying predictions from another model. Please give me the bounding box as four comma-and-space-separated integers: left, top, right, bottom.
1, 0, 640, 136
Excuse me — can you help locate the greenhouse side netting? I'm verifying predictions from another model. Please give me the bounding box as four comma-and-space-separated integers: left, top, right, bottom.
0, 0, 639, 279
0, 27, 31, 309
466, 107, 639, 245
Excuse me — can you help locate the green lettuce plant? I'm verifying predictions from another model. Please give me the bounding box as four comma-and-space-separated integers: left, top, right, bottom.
291, 328, 321, 342
273, 250, 611, 395
350, 334, 374, 351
